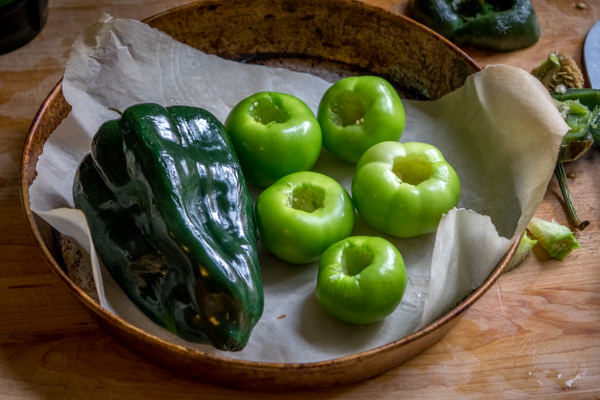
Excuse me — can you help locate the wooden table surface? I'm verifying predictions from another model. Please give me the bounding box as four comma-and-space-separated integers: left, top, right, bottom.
2, 0, 600, 398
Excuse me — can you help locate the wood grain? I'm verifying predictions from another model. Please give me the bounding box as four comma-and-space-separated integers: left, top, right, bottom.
1, 0, 600, 398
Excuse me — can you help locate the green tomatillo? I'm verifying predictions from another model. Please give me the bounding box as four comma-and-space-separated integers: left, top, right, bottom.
255, 171, 355, 264
352, 141, 460, 238
318, 76, 406, 163
225, 92, 322, 188
316, 236, 408, 324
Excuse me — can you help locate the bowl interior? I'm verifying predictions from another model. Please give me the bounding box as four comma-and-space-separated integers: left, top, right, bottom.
20, 0, 497, 391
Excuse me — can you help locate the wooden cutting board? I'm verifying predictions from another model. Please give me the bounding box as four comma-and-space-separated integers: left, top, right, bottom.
1, 0, 599, 398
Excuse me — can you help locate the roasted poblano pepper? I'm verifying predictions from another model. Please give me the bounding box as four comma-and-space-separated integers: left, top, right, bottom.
409, 0, 541, 52
73, 104, 264, 351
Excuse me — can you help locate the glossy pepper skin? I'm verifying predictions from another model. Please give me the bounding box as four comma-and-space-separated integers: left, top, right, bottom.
352, 141, 460, 238
409, 0, 541, 52
73, 104, 263, 351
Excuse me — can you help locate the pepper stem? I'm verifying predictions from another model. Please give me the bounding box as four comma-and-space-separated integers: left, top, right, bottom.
555, 162, 590, 230
108, 107, 123, 115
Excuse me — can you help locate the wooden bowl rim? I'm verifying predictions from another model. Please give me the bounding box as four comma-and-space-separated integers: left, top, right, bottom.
20, 0, 513, 374
145, 0, 482, 74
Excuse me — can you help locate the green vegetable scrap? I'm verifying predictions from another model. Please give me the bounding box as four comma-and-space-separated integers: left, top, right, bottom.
552, 89, 600, 148
532, 53, 584, 93
532, 52, 598, 230
549, 88, 600, 230
73, 103, 264, 351
409, 0, 541, 52
505, 232, 537, 272
527, 218, 580, 261
553, 98, 599, 145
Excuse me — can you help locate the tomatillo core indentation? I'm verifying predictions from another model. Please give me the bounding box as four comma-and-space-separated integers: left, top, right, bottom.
289, 184, 326, 213
331, 91, 366, 127
250, 95, 289, 125
341, 244, 373, 276
392, 155, 434, 186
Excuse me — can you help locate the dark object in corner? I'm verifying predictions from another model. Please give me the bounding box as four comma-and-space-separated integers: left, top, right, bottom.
0, 0, 48, 55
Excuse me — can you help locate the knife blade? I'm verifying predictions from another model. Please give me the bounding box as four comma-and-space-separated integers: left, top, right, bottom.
584, 19, 600, 88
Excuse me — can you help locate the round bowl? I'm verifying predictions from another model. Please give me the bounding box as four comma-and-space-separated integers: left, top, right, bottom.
21, 0, 517, 390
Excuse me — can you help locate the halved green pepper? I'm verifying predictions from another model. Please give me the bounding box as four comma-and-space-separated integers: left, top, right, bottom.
73, 104, 263, 351
409, 0, 541, 52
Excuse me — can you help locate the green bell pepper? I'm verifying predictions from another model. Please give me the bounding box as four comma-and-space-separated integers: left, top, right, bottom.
73, 103, 263, 351
225, 92, 322, 189
255, 171, 355, 264
316, 236, 408, 324
317, 76, 406, 163
352, 141, 460, 238
409, 0, 541, 52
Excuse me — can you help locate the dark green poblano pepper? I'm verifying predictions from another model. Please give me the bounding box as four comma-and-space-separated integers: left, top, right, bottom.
73, 104, 264, 351
409, 0, 541, 52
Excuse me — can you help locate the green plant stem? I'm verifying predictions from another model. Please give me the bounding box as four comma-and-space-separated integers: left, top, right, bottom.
108, 107, 123, 115
555, 162, 590, 230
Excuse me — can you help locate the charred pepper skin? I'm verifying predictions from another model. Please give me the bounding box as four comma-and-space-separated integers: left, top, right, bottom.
73, 104, 264, 351
409, 0, 541, 52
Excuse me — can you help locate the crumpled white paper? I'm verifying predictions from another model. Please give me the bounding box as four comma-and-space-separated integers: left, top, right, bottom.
29, 15, 567, 363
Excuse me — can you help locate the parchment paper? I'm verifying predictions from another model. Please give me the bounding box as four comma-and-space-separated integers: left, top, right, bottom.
29, 15, 568, 363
